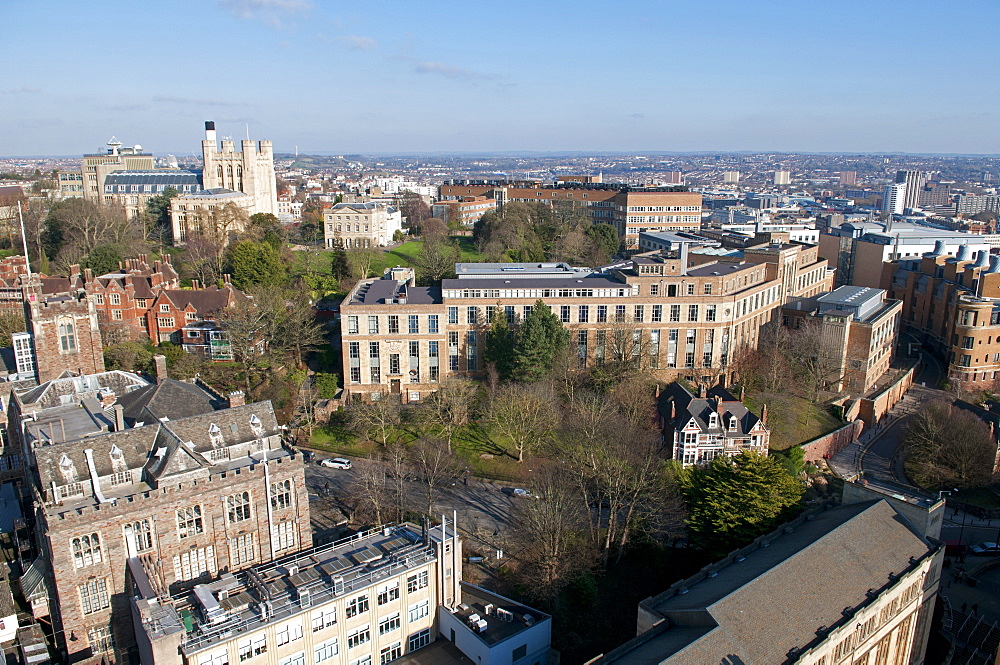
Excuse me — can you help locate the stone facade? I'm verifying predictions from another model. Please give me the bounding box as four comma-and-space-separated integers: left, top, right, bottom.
28, 293, 105, 382
200, 121, 277, 216
8, 373, 309, 664
323, 202, 403, 248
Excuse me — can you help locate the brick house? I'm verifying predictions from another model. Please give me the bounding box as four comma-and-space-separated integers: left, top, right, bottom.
658, 382, 770, 467
8, 369, 309, 664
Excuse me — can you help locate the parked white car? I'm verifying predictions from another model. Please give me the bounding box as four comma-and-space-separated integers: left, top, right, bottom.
319, 458, 352, 470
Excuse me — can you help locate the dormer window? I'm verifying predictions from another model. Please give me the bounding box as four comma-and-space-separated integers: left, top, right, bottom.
709, 413, 719, 428
109, 444, 127, 474
729, 416, 738, 431
249, 414, 264, 437
59, 454, 77, 483
209, 423, 224, 447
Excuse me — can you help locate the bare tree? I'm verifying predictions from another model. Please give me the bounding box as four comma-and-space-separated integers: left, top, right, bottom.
504, 465, 593, 605
424, 378, 478, 451
904, 401, 997, 488
347, 463, 391, 526
788, 318, 845, 402
347, 245, 381, 280
349, 397, 402, 447
382, 442, 412, 522
487, 383, 559, 462
215, 297, 268, 395
732, 321, 791, 393
183, 232, 227, 286
409, 436, 459, 517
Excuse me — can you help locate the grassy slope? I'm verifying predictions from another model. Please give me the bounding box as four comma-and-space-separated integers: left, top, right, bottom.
742, 391, 843, 451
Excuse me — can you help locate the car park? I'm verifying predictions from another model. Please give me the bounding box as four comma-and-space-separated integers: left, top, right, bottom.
319, 457, 352, 469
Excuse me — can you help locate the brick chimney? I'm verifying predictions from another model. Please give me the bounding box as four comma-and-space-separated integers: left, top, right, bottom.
716, 398, 725, 417
153, 354, 168, 383
228, 391, 245, 407
761, 404, 768, 426
739, 386, 746, 402
113, 404, 125, 432
191, 279, 201, 290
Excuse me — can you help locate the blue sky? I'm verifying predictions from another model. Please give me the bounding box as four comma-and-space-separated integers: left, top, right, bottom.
3, 0, 999, 156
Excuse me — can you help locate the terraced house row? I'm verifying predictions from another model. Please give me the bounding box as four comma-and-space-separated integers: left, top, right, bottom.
339, 236, 834, 402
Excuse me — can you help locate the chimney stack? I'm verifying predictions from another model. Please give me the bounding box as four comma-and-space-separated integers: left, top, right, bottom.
113, 404, 125, 432
761, 404, 769, 426
153, 354, 168, 383
739, 386, 746, 402
228, 391, 245, 407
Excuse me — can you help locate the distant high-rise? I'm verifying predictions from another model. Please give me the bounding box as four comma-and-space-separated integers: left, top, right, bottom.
883, 182, 907, 215
839, 171, 857, 186
895, 170, 925, 210
723, 171, 740, 184
773, 170, 790, 186
662, 171, 683, 185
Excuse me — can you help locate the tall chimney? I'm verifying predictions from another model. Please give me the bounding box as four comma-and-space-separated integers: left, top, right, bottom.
153, 354, 168, 383
739, 386, 746, 402
761, 404, 769, 426
113, 404, 125, 432
228, 391, 245, 407
205, 120, 217, 144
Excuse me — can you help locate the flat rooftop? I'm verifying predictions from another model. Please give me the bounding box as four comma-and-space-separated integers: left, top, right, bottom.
454, 262, 592, 278
450, 583, 549, 647
685, 261, 755, 277
174, 524, 441, 654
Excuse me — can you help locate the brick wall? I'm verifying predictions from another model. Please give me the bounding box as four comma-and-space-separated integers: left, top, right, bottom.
800, 420, 864, 462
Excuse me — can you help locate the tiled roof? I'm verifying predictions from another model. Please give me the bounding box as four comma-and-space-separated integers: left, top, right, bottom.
116, 378, 225, 426
659, 382, 759, 436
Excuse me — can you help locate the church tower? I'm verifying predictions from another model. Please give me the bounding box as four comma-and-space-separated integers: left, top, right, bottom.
201, 121, 278, 215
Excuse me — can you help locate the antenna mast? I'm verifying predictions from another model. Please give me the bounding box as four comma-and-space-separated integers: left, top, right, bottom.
17, 201, 31, 275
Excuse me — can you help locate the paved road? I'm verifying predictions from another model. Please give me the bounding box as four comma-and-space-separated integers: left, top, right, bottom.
304, 457, 519, 539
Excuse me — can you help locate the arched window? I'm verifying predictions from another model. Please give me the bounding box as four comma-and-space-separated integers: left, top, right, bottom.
227, 164, 233, 185
72, 534, 102, 568
217, 165, 223, 180
227, 491, 251, 523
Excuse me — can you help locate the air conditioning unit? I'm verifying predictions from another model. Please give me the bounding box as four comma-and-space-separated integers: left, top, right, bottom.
287, 564, 299, 577
484, 604, 494, 615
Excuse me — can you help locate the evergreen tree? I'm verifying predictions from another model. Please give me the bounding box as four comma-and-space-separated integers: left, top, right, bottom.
512, 299, 569, 382
226, 240, 286, 289
680, 451, 804, 556
483, 309, 516, 381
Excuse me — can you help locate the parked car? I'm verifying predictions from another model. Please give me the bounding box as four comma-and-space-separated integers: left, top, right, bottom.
501, 487, 533, 498
970, 542, 1000, 555
319, 458, 352, 470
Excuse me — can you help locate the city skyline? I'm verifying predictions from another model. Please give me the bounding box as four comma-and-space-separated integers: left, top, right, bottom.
3, 0, 1000, 156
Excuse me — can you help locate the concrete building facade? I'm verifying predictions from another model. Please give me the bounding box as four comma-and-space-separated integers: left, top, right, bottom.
132, 520, 551, 665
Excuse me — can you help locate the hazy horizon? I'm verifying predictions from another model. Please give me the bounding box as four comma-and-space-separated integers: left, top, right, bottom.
4, 0, 999, 157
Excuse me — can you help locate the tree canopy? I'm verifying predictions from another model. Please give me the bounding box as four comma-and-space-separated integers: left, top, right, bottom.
680, 451, 804, 555
512, 300, 569, 382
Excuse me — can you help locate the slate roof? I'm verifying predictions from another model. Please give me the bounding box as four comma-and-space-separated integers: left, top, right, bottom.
115, 378, 224, 426
599, 501, 939, 664
162, 285, 246, 313
103, 170, 201, 186
658, 382, 761, 436
349, 279, 440, 306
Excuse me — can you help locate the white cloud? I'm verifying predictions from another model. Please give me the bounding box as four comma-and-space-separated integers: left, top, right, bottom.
217, 0, 312, 25
337, 35, 378, 51
153, 95, 254, 108
414, 61, 496, 81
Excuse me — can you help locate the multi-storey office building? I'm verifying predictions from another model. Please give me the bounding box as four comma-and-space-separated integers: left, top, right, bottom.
102, 171, 202, 219
8, 371, 308, 664
80, 138, 156, 200
339, 242, 833, 402
781, 286, 902, 394
594, 500, 942, 665
882, 241, 1000, 388
438, 182, 702, 250
133, 520, 551, 665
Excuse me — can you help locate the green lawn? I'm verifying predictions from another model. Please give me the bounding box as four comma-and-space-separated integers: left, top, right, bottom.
953, 487, 1000, 510
291, 237, 483, 279
742, 390, 843, 451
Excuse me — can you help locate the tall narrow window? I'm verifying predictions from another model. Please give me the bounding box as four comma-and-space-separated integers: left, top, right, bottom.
58, 321, 76, 352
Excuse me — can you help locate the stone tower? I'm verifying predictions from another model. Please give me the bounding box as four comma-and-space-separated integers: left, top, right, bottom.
200, 120, 277, 216
28, 293, 105, 382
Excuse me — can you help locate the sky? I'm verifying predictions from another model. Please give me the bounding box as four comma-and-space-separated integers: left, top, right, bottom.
3, 0, 1000, 157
